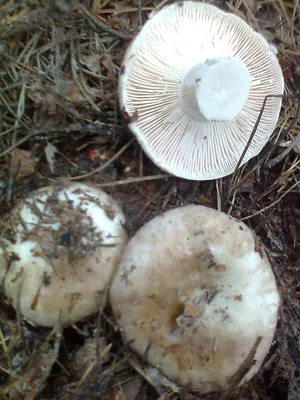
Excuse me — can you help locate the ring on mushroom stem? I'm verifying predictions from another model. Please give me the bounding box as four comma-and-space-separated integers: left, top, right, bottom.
0, 182, 128, 328
119, 2, 284, 180
110, 205, 280, 394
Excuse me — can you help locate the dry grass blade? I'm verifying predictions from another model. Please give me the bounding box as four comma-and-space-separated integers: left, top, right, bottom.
229, 94, 287, 194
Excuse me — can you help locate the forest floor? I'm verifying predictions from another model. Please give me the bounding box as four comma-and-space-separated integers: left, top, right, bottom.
0, 0, 299, 399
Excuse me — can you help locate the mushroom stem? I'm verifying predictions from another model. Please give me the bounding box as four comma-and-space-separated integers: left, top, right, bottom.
179, 57, 251, 122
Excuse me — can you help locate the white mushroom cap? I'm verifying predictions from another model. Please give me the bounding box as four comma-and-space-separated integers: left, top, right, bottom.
110, 205, 280, 394
0, 182, 127, 327
119, 2, 284, 180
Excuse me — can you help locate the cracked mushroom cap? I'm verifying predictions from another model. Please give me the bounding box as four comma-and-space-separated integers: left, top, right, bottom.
110, 205, 280, 394
0, 182, 127, 327
119, 2, 284, 180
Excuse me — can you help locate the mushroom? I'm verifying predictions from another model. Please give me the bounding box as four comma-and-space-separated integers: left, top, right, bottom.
110, 205, 280, 394
0, 182, 127, 327
119, 2, 284, 180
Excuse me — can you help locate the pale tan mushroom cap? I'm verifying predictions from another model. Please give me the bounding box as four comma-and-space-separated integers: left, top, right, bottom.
0, 182, 128, 327
119, 2, 284, 180
110, 205, 280, 393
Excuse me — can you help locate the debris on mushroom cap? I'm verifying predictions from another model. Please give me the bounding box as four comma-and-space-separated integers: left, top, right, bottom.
0, 182, 128, 328
119, 1, 284, 180
110, 205, 280, 394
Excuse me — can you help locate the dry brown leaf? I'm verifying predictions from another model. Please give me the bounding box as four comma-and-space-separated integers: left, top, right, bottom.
62, 80, 102, 103
101, 53, 115, 78
119, 376, 143, 400
80, 54, 102, 75
63, 80, 82, 102
44, 142, 58, 173
12, 149, 37, 180
106, 376, 143, 400
107, 14, 121, 30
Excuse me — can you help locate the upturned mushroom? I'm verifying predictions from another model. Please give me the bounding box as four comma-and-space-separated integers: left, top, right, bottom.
110, 205, 280, 394
0, 182, 127, 327
119, 2, 284, 180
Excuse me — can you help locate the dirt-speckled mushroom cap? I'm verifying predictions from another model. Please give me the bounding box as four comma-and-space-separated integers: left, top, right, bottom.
0, 182, 128, 327
110, 205, 280, 394
119, 1, 284, 180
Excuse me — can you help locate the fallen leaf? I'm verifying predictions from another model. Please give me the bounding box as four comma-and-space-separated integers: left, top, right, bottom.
101, 53, 115, 78
107, 14, 121, 30
44, 142, 58, 173
114, 376, 143, 400
80, 54, 102, 75
63, 80, 82, 102
12, 149, 37, 180
62, 80, 103, 103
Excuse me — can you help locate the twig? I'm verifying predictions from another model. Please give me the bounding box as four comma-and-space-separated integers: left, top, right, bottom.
77, 2, 131, 41
228, 94, 299, 196
0, 132, 36, 158
1, 53, 54, 84
0, 91, 29, 130
153, 0, 170, 13
95, 286, 109, 376
7, 84, 26, 201
92, 7, 153, 14
69, 34, 101, 113
96, 174, 169, 188
241, 0, 260, 30
230, 94, 285, 184
216, 179, 222, 211
138, 0, 143, 27
266, 125, 300, 169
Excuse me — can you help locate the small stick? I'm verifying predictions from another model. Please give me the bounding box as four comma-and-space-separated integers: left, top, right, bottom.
96, 174, 169, 188
228, 93, 299, 196
77, 2, 131, 41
